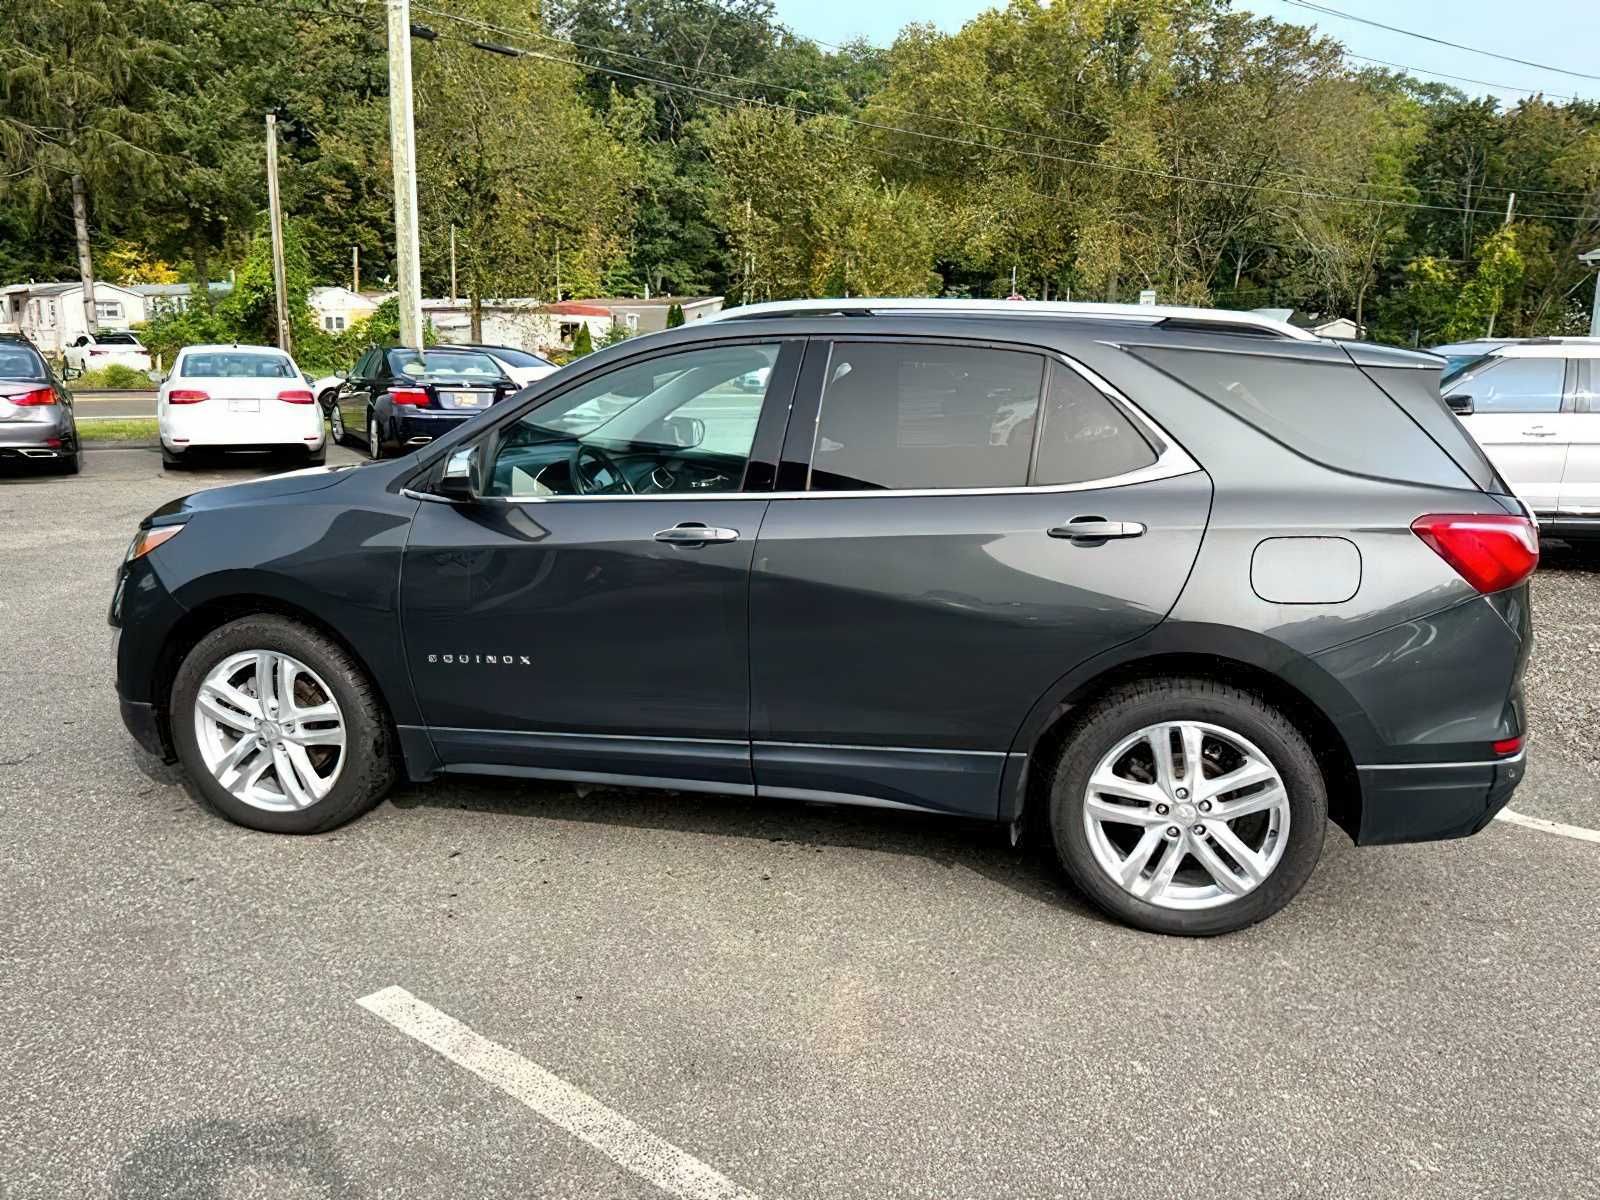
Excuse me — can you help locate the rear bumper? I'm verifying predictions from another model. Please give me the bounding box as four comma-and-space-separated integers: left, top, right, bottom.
390, 409, 474, 446
0, 415, 74, 453
1353, 751, 1526, 844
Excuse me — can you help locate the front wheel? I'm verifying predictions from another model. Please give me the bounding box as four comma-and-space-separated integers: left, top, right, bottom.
169, 615, 396, 833
1045, 677, 1327, 936
367, 413, 386, 461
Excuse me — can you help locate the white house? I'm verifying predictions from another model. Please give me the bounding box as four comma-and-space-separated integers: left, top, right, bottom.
573, 295, 724, 333
128, 282, 234, 317
308, 286, 386, 334
0, 281, 148, 353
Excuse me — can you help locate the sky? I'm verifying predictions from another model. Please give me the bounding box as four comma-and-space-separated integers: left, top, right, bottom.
772, 0, 1600, 108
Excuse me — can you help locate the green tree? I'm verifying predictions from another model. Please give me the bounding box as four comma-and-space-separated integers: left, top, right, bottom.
572, 322, 595, 355
0, 0, 170, 330
666, 302, 685, 327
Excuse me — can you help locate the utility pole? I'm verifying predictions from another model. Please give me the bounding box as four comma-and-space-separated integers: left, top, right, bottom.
71, 175, 99, 336
386, 0, 424, 350
1503, 192, 1516, 225
555, 234, 562, 302
1581, 248, 1600, 338
352, 245, 360, 294
449, 225, 457, 304
265, 114, 292, 355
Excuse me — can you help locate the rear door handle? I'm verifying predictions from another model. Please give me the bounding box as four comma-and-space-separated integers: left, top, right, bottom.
654, 523, 739, 545
1048, 519, 1147, 541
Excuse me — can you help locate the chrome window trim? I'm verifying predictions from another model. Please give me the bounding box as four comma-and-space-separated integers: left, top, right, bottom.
417, 337, 1200, 504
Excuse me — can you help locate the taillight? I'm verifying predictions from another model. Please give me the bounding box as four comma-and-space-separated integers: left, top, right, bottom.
89, 349, 108, 356
168, 389, 209, 404
10, 387, 56, 406
277, 388, 315, 404
1493, 736, 1523, 756
1411, 513, 1539, 594
391, 387, 429, 406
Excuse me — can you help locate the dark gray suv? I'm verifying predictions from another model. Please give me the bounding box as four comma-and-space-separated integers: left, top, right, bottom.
111, 301, 1534, 935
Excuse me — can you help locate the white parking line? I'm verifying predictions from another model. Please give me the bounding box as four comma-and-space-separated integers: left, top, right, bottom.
1495, 808, 1600, 844
357, 985, 760, 1200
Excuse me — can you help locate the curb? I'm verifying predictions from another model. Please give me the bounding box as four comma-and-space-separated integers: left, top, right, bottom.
82, 440, 159, 450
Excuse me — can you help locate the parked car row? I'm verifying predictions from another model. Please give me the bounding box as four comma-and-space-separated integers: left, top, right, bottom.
112, 299, 1535, 937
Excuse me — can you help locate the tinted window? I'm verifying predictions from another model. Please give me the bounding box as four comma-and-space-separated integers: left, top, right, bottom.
809, 343, 1044, 491
487, 343, 779, 497
1137, 347, 1471, 488
1034, 365, 1156, 484
1364, 365, 1502, 493
181, 352, 295, 378
0, 344, 46, 382
483, 347, 554, 368
1446, 357, 1564, 414
389, 349, 503, 381
353, 349, 378, 379
96, 332, 140, 346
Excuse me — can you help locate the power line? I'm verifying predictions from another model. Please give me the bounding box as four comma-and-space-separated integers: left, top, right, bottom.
410, 6, 1596, 224
1275, 0, 1600, 84
1345, 52, 1579, 103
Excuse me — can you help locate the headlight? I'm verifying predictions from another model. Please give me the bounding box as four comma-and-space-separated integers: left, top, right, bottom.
126, 524, 185, 562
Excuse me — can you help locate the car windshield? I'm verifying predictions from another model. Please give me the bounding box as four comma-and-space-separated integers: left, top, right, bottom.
182, 352, 296, 378
0, 344, 46, 382
482, 347, 554, 368
96, 332, 141, 346
388, 349, 503, 382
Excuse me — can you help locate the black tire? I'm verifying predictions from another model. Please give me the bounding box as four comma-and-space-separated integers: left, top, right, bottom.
324, 395, 347, 445
169, 615, 396, 834
161, 444, 186, 471
367, 412, 386, 460
303, 446, 327, 467
1044, 677, 1327, 937
54, 450, 81, 475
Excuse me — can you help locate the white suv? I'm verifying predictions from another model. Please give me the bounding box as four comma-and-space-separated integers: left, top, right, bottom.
1442, 339, 1600, 538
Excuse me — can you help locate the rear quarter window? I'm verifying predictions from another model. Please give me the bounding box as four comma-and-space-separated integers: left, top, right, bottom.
1134, 347, 1472, 489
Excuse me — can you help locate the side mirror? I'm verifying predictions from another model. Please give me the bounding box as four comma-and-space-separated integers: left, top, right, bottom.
653, 415, 706, 448
62, 364, 83, 381
1445, 393, 1474, 416
147, 368, 167, 385
437, 446, 483, 502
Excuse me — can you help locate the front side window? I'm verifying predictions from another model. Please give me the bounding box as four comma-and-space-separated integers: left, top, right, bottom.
352, 349, 378, 380
809, 342, 1044, 491
1446, 356, 1565, 414
486, 343, 779, 498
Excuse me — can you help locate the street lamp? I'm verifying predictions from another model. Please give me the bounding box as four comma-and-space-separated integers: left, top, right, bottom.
1582, 248, 1600, 338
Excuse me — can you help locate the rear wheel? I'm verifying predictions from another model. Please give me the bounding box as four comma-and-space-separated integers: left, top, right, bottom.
367, 413, 386, 460
1045, 677, 1327, 936
326, 397, 347, 445
54, 449, 81, 475
170, 615, 396, 833
161, 444, 186, 471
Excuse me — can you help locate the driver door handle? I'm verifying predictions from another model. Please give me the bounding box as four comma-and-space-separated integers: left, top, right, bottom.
1048, 519, 1146, 541
654, 523, 740, 545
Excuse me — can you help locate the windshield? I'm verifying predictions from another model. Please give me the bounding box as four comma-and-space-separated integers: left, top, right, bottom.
181, 351, 296, 378
388, 349, 503, 382
0, 344, 47, 382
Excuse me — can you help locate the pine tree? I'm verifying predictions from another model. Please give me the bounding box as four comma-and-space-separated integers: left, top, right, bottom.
572, 323, 595, 356
666, 302, 685, 328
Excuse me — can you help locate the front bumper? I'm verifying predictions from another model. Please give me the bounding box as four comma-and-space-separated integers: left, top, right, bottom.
1353, 750, 1526, 844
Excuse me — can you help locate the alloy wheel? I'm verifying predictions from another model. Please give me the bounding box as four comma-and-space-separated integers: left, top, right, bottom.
368, 416, 382, 460
192, 650, 346, 812
329, 403, 344, 441
1081, 720, 1290, 910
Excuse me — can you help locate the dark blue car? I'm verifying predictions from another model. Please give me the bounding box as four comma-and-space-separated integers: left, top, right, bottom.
326, 345, 518, 459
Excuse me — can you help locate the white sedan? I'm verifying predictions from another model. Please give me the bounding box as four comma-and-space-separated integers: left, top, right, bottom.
156, 344, 326, 470
64, 331, 152, 374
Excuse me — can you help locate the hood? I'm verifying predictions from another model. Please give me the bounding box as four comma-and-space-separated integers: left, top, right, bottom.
145, 463, 361, 524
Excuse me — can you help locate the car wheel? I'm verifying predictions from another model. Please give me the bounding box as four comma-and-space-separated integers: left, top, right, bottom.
368, 414, 385, 461
1044, 677, 1327, 936
54, 450, 81, 475
169, 615, 396, 834
161, 444, 186, 471
326, 398, 346, 444
304, 447, 327, 467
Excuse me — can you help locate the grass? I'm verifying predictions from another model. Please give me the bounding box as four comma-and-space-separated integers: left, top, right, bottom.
79, 418, 158, 443
68, 364, 155, 391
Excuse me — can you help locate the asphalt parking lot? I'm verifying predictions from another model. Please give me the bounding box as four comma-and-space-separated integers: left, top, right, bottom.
2, 444, 1597, 1199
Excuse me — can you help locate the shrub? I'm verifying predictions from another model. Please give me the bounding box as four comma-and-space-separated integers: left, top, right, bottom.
571, 323, 594, 356
665, 302, 685, 328
71, 364, 152, 390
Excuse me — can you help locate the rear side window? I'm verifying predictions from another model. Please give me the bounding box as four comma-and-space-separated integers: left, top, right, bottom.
1135, 347, 1471, 488
809, 343, 1044, 490
1363, 365, 1502, 493
1034, 365, 1156, 485
1444, 357, 1564, 414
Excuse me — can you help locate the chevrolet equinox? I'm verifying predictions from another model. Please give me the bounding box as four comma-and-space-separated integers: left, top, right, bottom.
111, 300, 1535, 935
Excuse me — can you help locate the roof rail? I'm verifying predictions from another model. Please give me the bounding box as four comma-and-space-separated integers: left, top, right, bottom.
709, 298, 1319, 341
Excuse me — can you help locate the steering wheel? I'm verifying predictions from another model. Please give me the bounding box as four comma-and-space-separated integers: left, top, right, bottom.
570, 442, 636, 495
